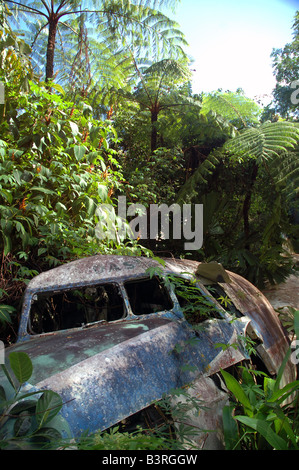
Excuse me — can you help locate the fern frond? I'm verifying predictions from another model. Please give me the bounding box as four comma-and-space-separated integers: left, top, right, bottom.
268, 148, 299, 199
225, 121, 299, 163
201, 91, 262, 129
176, 150, 222, 203
7, 1, 188, 85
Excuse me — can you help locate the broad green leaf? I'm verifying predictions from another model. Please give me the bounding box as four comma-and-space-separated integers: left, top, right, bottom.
263, 376, 275, 398
30, 186, 55, 195
32, 427, 62, 443
14, 411, 32, 437
50, 83, 65, 95
0, 189, 12, 203
15, 221, 25, 234
69, 121, 79, 136
36, 391, 63, 428
272, 407, 298, 449
222, 404, 240, 450
97, 184, 108, 200
9, 352, 33, 384
37, 247, 48, 257
3, 234, 11, 256
74, 145, 86, 161
0, 304, 15, 323
221, 369, 253, 415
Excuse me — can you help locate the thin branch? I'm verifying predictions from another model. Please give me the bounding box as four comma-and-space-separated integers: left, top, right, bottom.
30, 21, 50, 48
56, 0, 71, 15
7, 1, 49, 19
59, 21, 79, 36
40, 0, 51, 16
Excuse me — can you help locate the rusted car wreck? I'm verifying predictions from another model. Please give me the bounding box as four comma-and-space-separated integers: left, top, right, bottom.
1, 255, 296, 448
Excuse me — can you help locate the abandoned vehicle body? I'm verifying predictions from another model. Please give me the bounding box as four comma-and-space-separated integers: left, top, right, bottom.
1, 255, 296, 447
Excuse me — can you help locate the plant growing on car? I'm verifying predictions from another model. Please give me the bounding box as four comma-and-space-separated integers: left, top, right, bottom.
0, 351, 66, 449
146, 261, 219, 325
221, 350, 299, 450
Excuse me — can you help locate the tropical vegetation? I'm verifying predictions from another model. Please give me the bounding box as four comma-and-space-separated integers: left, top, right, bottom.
0, 0, 298, 451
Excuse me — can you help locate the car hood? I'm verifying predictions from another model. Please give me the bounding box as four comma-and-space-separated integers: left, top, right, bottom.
2, 315, 247, 435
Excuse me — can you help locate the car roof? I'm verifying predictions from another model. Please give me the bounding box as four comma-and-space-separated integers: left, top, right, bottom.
26, 255, 203, 292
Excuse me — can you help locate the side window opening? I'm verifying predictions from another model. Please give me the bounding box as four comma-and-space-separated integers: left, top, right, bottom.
205, 284, 243, 318
124, 276, 173, 316
172, 276, 223, 324
29, 283, 125, 334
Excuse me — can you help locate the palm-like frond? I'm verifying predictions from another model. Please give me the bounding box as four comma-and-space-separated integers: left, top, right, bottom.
6, 1, 187, 85
225, 121, 299, 163
201, 92, 262, 129
176, 150, 222, 203
268, 148, 299, 198
176, 121, 299, 204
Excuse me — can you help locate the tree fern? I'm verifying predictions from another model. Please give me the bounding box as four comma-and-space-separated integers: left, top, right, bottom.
224, 121, 299, 164
176, 120, 299, 205
268, 147, 299, 199
201, 91, 262, 129
7, 1, 186, 84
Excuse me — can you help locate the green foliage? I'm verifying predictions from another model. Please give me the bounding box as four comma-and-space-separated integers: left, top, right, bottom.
120, 146, 186, 206
176, 150, 222, 203
7, 0, 187, 84
201, 90, 262, 129
164, 272, 220, 325
221, 348, 299, 450
0, 78, 125, 263
113, 57, 193, 151
175, 117, 299, 287
271, 10, 299, 118
0, 352, 65, 449
225, 120, 299, 163
77, 425, 168, 450
269, 146, 299, 202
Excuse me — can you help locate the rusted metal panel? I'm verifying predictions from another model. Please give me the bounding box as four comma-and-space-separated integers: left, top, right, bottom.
220, 271, 295, 384
171, 376, 229, 449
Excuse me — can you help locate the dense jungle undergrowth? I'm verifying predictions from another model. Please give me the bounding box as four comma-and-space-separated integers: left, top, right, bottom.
0, 0, 299, 451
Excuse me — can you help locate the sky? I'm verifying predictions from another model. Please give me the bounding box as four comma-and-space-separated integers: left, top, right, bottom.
167, 0, 298, 102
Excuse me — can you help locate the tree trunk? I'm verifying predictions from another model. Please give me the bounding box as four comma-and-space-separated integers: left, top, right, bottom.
46, 14, 59, 81
151, 110, 158, 153
243, 161, 258, 248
